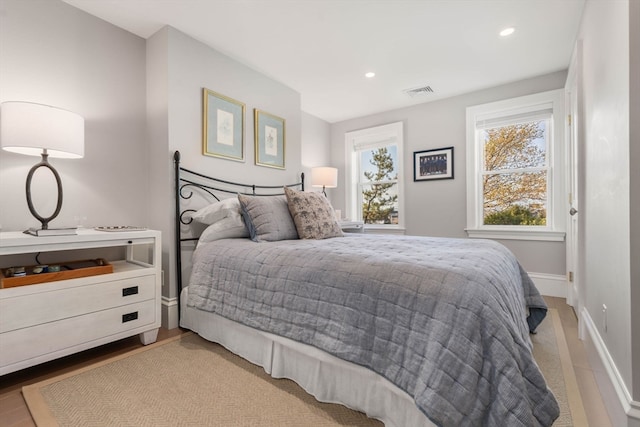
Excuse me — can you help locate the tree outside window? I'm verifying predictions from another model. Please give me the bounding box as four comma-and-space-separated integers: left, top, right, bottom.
481, 121, 548, 226
345, 121, 404, 228
360, 146, 398, 224
465, 90, 565, 241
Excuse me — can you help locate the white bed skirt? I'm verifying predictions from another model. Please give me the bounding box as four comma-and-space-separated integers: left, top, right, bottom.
180, 286, 433, 427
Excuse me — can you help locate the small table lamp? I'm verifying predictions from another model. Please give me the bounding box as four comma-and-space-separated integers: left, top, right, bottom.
311, 167, 338, 196
1, 102, 84, 230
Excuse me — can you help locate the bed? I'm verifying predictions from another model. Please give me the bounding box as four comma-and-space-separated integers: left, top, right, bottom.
173, 151, 560, 427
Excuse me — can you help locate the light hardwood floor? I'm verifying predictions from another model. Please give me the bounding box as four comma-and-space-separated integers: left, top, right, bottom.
0, 297, 612, 427
544, 296, 613, 427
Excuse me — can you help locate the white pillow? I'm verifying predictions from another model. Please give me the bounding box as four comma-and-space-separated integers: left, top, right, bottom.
198, 215, 249, 244
191, 198, 242, 225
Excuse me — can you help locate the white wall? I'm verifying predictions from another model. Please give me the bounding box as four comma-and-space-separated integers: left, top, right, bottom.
576, 0, 638, 425
0, 0, 149, 231
330, 72, 567, 276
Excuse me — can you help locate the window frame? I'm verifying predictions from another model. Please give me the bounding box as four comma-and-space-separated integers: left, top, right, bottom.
345, 122, 404, 230
465, 90, 566, 241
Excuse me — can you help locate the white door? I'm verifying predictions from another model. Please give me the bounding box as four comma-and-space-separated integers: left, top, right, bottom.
565, 45, 584, 336
566, 86, 579, 307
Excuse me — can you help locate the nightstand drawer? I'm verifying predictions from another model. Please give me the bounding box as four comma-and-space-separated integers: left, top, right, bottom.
0, 274, 156, 333
0, 299, 156, 370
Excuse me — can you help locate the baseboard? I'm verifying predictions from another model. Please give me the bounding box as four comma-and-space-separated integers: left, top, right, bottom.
528, 272, 567, 298
582, 307, 640, 427
161, 296, 179, 330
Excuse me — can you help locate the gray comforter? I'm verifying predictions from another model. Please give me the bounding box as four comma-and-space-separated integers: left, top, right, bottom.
187, 234, 559, 426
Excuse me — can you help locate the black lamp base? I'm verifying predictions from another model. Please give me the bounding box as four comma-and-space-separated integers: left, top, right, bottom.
26, 150, 63, 230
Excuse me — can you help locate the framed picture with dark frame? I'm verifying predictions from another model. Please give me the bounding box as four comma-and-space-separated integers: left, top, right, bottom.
413, 146, 454, 181
203, 88, 245, 162
254, 109, 285, 169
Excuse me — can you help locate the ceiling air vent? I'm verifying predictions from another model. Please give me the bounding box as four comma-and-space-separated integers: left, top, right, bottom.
403, 85, 434, 98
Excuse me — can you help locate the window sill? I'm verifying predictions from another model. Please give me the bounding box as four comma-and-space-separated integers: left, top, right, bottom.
465, 228, 565, 242
364, 225, 406, 235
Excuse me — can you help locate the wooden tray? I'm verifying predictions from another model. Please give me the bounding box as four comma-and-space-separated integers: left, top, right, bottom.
0, 259, 113, 289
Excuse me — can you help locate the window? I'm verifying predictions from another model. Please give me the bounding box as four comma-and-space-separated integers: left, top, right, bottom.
465, 90, 565, 241
345, 122, 404, 229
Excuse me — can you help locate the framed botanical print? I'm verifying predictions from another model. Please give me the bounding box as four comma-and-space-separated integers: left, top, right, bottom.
254, 109, 285, 169
203, 88, 245, 161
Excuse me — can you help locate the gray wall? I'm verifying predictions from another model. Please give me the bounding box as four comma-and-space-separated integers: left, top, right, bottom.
577, 0, 638, 424
146, 26, 303, 326
302, 111, 332, 171
0, 0, 148, 231
630, 0, 640, 412
330, 72, 568, 275
301, 111, 332, 197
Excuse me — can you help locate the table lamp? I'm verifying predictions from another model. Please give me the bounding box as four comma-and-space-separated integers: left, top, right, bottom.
311, 167, 338, 196
1, 102, 84, 231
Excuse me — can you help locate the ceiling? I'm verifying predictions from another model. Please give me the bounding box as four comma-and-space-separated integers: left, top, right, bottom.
62, 0, 585, 123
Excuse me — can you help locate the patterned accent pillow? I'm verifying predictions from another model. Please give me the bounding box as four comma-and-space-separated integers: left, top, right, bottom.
237, 194, 299, 242
284, 187, 343, 239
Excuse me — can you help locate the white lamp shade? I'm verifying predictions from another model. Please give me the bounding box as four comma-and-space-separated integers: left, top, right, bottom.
0, 102, 84, 159
311, 167, 338, 188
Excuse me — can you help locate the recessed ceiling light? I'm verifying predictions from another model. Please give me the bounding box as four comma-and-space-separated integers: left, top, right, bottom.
500, 27, 515, 37
365, 72, 376, 78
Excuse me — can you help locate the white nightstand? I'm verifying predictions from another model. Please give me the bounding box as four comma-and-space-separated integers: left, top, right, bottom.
0, 228, 162, 375
339, 220, 365, 233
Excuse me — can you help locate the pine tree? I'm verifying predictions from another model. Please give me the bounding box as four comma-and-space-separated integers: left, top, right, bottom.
362, 147, 398, 224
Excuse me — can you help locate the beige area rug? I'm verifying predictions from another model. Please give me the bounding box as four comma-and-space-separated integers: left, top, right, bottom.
24, 309, 586, 427
532, 308, 588, 427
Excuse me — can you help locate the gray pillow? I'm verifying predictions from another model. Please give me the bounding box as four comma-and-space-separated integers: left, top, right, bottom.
237, 194, 299, 242
284, 187, 343, 239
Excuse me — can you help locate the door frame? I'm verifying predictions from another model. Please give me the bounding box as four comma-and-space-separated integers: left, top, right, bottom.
565, 41, 585, 337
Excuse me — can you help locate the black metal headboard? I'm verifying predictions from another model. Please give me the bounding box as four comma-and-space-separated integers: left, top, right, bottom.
173, 150, 304, 312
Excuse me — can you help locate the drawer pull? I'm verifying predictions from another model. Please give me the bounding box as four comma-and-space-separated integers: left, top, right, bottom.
122, 311, 139, 323
122, 286, 139, 297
